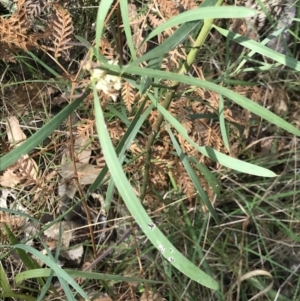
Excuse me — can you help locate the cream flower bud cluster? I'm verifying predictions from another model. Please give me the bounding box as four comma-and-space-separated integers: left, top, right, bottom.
90, 60, 121, 101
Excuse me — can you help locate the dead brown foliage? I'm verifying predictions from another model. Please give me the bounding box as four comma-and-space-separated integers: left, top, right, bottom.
0, 0, 246, 208
0, 0, 74, 60
1, 0, 293, 213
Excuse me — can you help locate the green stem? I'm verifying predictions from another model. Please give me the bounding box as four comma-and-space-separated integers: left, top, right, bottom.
140, 0, 223, 201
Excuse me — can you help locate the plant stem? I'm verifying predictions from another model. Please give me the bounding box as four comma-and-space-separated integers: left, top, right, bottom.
140, 0, 223, 201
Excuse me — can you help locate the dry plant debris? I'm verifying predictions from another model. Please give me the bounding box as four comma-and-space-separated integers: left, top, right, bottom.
0, 0, 74, 61
0, 117, 38, 188
0, 189, 28, 230
0, 117, 106, 269
0, 0, 299, 300
1, 0, 297, 211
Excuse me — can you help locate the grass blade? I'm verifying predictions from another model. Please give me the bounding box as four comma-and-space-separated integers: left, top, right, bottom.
0, 261, 12, 294
16, 268, 164, 284
146, 6, 256, 41
101, 62, 300, 137
95, 0, 114, 62
219, 94, 230, 152
167, 126, 219, 223
4, 224, 42, 271
130, 21, 202, 67
147, 92, 276, 177
0, 92, 87, 171
93, 84, 219, 290
89, 95, 151, 193
119, 1, 136, 59
13, 244, 90, 300
214, 25, 300, 71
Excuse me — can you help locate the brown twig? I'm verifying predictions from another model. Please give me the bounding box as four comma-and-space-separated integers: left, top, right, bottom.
131, 219, 143, 274
117, 2, 124, 65
83, 228, 132, 271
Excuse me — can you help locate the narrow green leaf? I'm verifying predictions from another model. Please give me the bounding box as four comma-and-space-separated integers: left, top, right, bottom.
214, 25, 300, 71
167, 126, 219, 223
4, 224, 41, 271
0, 261, 12, 294
36, 270, 55, 301
0, 293, 36, 301
89, 95, 152, 194
28, 52, 62, 78
131, 0, 218, 66
92, 84, 219, 290
0, 93, 87, 171
133, 0, 221, 68
189, 157, 221, 197
3, 224, 51, 292
147, 93, 276, 177
232, 26, 287, 74
146, 7, 256, 41
140, 57, 162, 94
133, 0, 220, 67
101, 63, 300, 137
13, 244, 90, 300
219, 94, 230, 152
56, 276, 76, 301
95, 0, 114, 62
130, 21, 202, 67
119, 1, 136, 59
16, 268, 164, 284
75, 35, 93, 49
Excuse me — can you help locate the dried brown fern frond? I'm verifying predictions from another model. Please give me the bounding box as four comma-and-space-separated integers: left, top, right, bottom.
0, 155, 38, 188
153, 131, 173, 159
107, 121, 125, 142
202, 124, 223, 151
168, 95, 226, 166
14, 155, 38, 185
25, 0, 49, 18
0, 0, 55, 55
149, 162, 169, 191
149, 109, 159, 126
0, 0, 32, 50
191, 87, 246, 125
0, 211, 26, 230
148, 13, 163, 29
128, 3, 147, 56
100, 37, 116, 60
129, 134, 148, 156
147, 13, 166, 44
122, 81, 136, 112
128, 3, 145, 26
77, 119, 95, 137
173, 161, 195, 198
50, 3, 74, 58
157, 0, 180, 19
